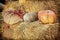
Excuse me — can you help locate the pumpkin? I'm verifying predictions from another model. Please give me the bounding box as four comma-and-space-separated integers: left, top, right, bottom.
23, 12, 38, 22
38, 10, 56, 24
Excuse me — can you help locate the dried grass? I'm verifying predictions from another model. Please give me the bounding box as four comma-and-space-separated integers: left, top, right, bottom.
2, 0, 59, 40
2, 21, 59, 40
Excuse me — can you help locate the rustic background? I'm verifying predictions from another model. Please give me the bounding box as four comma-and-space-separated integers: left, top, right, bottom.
0, 0, 60, 40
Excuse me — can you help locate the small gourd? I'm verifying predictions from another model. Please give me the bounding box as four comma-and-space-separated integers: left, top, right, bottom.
23, 12, 38, 22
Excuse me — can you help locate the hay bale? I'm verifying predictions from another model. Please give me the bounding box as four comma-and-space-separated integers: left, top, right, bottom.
2, 22, 23, 39
19, 1, 58, 13
21, 21, 59, 40
2, 21, 59, 40
5, 0, 58, 13
2, 0, 59, 40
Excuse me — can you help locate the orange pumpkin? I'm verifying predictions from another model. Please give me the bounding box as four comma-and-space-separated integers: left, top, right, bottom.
38, 10, 56, 24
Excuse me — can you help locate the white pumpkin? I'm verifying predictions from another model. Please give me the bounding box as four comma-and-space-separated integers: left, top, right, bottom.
23, 12, 38, 22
